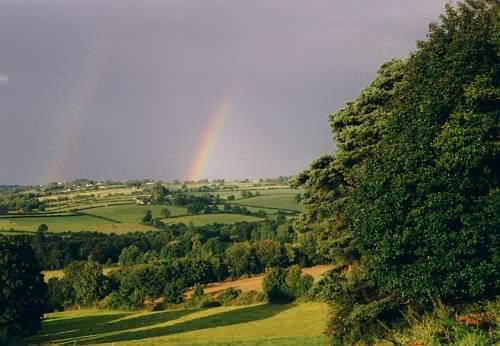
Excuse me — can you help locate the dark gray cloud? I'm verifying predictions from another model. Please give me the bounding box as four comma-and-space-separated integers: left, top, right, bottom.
0, 0, 447, 184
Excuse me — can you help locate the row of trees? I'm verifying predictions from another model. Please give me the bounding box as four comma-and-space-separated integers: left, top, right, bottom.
30, 218, 324, 270
295, 2, 499, 344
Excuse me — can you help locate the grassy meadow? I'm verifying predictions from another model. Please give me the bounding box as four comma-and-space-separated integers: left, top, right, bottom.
26, 302, 329, 346
232, 194, 301, 212
86, 204, 188, 223
163, 214, 264, 226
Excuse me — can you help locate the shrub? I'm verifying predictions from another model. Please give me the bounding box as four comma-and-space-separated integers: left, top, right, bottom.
99, 292, 128, 310
262, 266, 313, 303
185, 285, 220, 308
262, 267, 289, 303
217, 288, 242, 306
232, 290, 267, 306
284, 265, 313, 299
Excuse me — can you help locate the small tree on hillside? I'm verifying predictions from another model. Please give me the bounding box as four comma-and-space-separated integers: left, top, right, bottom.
142, 210, 153, 224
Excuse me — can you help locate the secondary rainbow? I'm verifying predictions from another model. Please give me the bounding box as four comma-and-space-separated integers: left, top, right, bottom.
186, 92, 232, 181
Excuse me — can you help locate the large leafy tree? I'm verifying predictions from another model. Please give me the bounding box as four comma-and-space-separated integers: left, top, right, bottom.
297, 1, 499, 344
0, 236, 47, 337
294, 58, 406, 265
350, 1, 499, 302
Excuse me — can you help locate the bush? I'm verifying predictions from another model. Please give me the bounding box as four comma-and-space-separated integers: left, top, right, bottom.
99, 292, 128, 310
217, 288, 242, 306
185, 285, 220, 308
262, 267, 289, 303
262, 266, 313, 303
232, 290, 267, 306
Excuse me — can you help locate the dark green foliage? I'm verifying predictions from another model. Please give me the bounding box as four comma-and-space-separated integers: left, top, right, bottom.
73, 259, 112, 307
294, 58, 406, 266
217, 288, 242, 306
46, 278, 74, 312
48, 259, 113, 309
37, 224, 48, 233
119, 245, 143, 266
254, 240, 286, 269
284, 265, 314, 299
150, 183, 169, 204
262, 266, 313, 303
0, 236, 47, 337
160, 208, 171, 218
297, 2, 499, 344
117, 264, 168, 308
163, 279, 185, 304
262, 268, 288, 303
185, 284, 220, 308
224, 242, 259, 278
350, 2, 499, 302
142, 210, 153, 224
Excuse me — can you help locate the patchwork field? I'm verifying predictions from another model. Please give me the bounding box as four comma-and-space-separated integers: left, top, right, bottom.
0, 183, 300, 234
27, 302, 329, 346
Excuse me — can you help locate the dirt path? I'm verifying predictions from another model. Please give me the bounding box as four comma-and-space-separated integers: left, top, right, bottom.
198, 264, 333, 297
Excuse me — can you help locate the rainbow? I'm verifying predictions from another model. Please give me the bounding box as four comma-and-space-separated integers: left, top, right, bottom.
47, 47, 105, 182
186, 91, 232, 181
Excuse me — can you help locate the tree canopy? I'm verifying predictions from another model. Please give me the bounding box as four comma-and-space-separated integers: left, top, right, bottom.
296, 2, 499, 344
0, 236, 47, 337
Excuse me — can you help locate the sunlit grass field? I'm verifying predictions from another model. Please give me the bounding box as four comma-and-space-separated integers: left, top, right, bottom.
232, 194, 301, 212
164, 214, 264, 226
0, 215, 155, 233
86, 204, 187, 223
27, 302, 329, 346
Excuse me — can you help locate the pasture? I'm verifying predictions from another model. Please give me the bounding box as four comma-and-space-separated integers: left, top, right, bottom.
27, 302, 329, 345
232, 193, 302, 212
86, 204, 187, 223
0, 214, 154, 234
164, 214, 264, 226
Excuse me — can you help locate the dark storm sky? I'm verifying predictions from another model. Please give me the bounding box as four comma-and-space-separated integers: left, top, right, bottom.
0, 0, 448, 185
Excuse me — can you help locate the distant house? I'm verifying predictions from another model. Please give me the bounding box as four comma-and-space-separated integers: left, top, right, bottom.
135, 196, 151, 205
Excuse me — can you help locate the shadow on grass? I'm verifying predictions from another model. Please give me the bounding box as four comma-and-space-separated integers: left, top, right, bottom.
83, 303, 292, 345
26, 309, 194, 345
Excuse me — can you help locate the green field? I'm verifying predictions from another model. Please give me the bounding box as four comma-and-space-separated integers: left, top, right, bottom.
27, 302, 329, 345
86, 204, 187, 223
232, 194, 302, 212
165, 214, 264, 226
0, 214, 153, 234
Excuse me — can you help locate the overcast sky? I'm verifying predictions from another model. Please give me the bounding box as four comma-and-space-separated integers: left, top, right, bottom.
0, 0, 448, 185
